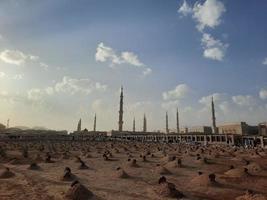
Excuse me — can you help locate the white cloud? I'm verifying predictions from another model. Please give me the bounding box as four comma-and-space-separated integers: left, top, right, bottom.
0, 50, 27, 65
0, 91, 25, 104
161, 100, 179, 110
178, 0, 227, 61
92, 99, 105, 111
0, 49, 38, 66
55, 76, 107, 95
199, 93, 226, 106
142, 68, 152, 76
27, 89, 43, 101
0, 90, 8, 96
129, 101, 153, 111
259, 89, 267, 100
29, 55, 39, 61
232, 95, 257, 107
178, 0, 226, 31
201, 33, 228, 61
0, 72, 6, 78
121, 52, 144, 67
40, 62, 49, 70
183, 106, 193, 113
0, 72, 23, 80
178, 0, 192, 17
163, 84, 191, 100
202, 33, 223, 48
203, 47, 223, 61
95, 42, 151, 76
12, 74, 24, 80
95, 42, 122, 65
262, 57, 267, 65
25, 77, 107, 100
198, 93, 233, 117
0, 89, 54, 111
193, 0, 226, 31
218, 101, 231, 114
27, 87, 55, 102
45, 87, 54, 95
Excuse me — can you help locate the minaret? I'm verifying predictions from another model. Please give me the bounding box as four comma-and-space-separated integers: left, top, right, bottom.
211, 97, 218, 134
143, 114, 147, 132
133, 117, 135, 132
93, 113, 96, 132
7, 119, 9, 128
77, 118, 81, 132
176, 108, 180, 134
118, 86, 123, 132
166, 112, 169, 134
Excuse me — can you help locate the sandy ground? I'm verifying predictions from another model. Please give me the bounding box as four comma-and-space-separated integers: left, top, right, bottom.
0, 141, 267, 200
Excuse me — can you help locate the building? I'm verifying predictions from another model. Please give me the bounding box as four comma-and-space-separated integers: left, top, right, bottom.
258, 122, 267, 136
0, 128, 68, 140
188, 126, 212, 134
178, 126, 212, 134
0, 123, 6, 132
218, 122, 258, 135
179, 127, 188, 134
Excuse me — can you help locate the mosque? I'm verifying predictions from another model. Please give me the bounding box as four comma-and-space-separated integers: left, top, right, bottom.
72, 86, 267, 147
0, 86, 267, 147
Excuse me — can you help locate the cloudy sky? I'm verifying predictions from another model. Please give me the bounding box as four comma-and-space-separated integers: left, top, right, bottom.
0, 0, 267, 132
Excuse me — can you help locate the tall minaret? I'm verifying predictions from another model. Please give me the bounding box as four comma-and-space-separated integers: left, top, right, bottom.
133, 117, 135, 132
211, 97, 217, 134
143, 114, 147, 132
93, 113, 96, 132
166, 112, 169, 134
118, 86, 124, 132
176, 108, 180, 134
77, 118, 81, 132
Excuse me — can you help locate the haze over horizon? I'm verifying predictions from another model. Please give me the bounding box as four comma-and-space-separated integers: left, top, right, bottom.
0, 0, 267, 132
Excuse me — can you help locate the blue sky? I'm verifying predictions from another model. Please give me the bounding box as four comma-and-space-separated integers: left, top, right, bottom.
0, 0, 267, 131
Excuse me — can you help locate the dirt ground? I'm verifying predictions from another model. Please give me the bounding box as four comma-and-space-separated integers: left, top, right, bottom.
0, 141, 267, 200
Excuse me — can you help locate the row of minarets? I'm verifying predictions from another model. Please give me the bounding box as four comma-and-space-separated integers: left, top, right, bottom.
75, 97, 215, 133
76, 114, 97, 132
117, 87, 217, 134
165, 109, 180, 134
132, 115, 147, 132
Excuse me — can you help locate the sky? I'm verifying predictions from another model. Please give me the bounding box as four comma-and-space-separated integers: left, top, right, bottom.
0, 0, 267, 132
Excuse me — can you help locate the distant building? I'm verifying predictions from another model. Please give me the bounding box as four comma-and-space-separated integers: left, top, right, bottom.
258, 122, 267, 136
178, 126, 212, 134
0, 128, 68, 140
107, 130, 162, 137
188, 126, 212, 134
180, 127, 188, 134
218, 122, 258, 135
0, 123, 6, 132
72, 130, 107, 137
